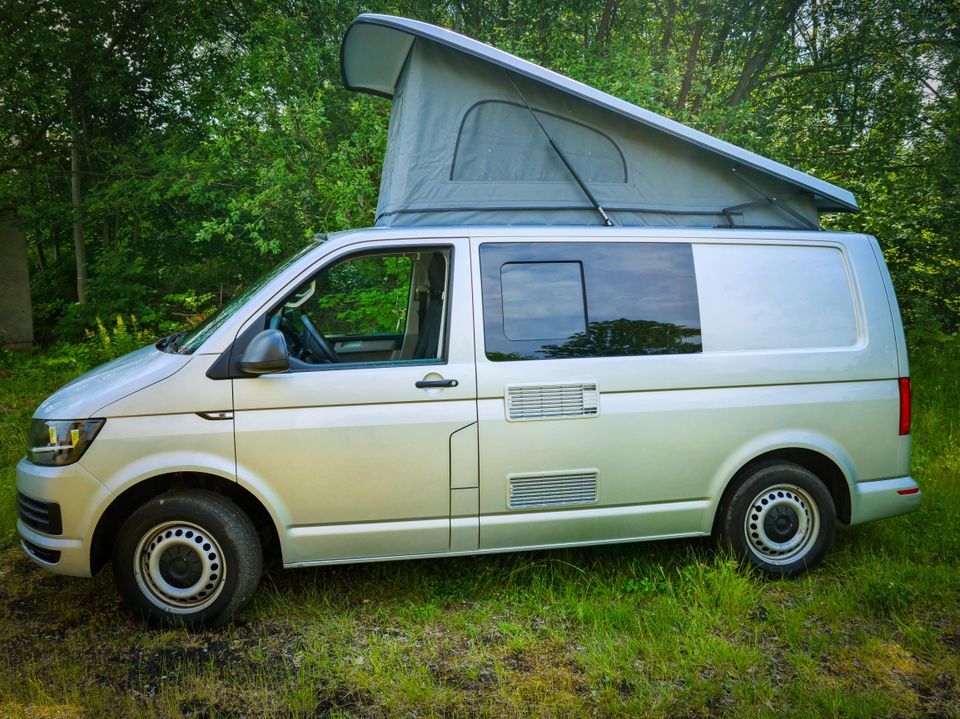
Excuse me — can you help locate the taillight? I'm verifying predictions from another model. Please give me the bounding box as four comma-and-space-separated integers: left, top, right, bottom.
898, 377, 911, 435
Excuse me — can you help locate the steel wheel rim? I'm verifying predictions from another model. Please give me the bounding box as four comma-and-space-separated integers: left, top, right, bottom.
743, 484, 820, 566
133, 521, 226, 613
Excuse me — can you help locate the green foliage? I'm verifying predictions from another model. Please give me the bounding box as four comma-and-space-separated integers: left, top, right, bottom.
861, 575, 915, 615
83, 315, 154, 362
0, 0, 958, 342
7, 314, 157, 373
312, 255, 412, 335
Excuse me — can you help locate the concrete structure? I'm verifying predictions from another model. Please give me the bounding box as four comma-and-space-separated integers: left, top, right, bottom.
0, 212, 34, 350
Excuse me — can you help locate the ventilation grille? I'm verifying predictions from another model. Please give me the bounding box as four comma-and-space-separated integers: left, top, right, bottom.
506, 382, 599, 421
22, 539, 61, 565
508, 471, 598, 509
16, 491, 62, 535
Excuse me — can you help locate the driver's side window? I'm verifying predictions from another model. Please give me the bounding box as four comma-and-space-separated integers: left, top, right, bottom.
269, 247, 450, 368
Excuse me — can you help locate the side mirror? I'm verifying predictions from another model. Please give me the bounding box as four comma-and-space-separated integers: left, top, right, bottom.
238, 329, 289, 375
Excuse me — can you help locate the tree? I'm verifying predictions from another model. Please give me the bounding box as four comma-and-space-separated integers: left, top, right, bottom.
1, 0, 957, 342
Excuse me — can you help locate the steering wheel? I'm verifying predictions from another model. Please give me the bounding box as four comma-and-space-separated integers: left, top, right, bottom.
300, 314, 341, 363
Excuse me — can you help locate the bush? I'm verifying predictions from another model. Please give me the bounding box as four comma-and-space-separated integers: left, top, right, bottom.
83, 315, 155, 364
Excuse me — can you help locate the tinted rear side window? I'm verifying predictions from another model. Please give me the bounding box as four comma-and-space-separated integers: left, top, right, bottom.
480, 242, 701, 361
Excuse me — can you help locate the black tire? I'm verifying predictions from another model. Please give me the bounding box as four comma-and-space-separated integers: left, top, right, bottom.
718, 461, 836, 577
112, 489, 263, 628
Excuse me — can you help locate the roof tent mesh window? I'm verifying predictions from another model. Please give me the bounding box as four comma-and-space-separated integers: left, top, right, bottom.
481, 242, 702, 361
451, 101, 627, 183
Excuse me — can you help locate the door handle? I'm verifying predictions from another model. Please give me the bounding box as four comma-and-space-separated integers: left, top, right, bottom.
416, 378, 459, 389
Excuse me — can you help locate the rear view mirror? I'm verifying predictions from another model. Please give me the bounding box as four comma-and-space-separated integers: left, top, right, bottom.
238, 329, 289, 375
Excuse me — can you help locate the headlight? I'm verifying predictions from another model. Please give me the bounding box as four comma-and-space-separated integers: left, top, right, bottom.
26, 419, 105, 466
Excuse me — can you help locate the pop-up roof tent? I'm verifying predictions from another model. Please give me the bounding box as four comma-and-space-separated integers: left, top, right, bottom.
341, 15, 858, 229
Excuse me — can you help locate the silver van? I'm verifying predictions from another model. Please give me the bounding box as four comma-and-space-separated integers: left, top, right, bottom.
17, 226, 920, 626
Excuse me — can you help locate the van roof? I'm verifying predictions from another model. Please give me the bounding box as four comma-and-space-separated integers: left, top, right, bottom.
326, 225, 870, 244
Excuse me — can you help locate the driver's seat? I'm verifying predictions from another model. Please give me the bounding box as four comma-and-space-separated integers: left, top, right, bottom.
412, 253, 446, 360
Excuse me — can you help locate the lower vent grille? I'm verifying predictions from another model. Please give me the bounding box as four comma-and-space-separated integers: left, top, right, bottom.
508, 471, 598, 509
22, 540, 61, 564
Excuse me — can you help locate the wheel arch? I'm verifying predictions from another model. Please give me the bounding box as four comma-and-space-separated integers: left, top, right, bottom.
710, 447, 852, 536
90, 472, 281, 575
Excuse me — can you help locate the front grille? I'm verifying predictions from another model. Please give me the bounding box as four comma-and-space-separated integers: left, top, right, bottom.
508, 471, 599, 509
16, 491, 63, 535
22, 539, 61, 564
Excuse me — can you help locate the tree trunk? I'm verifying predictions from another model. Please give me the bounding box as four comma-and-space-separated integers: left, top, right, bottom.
810, 0, 821, 64
132, 213, 140, 248
596, 0, 618, 47
34, 239, 46, 271
453, 0, 483, 34
70, 108, 87, 305
676, 22, 705, 112
656, 0, 677, 66
689, 4, 737, 115
726, 0, 804, 108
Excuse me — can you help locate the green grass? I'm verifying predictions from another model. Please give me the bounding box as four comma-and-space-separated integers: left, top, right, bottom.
0, 343, 958, 718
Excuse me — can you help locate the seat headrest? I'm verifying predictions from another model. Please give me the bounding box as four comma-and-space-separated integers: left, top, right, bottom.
428, 253, 446, 290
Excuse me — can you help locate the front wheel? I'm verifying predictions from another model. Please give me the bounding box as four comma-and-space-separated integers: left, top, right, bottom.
113, 489, 263, 627
718, 461, 836, 577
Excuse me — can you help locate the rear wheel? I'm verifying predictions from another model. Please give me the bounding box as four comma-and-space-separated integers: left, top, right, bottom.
718, 461, 836, 577
113, 489, 262, 627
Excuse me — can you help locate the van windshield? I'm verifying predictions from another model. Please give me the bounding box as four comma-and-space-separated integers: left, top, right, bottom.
163, 241, 320, 355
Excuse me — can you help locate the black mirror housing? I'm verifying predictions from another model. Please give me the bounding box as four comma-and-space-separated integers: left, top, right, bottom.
238, 329, 289, 375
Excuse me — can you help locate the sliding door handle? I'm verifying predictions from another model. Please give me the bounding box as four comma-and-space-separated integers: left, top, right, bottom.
416, 378, 459, 389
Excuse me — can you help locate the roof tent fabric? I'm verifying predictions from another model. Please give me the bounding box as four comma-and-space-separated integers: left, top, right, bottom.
341, 15, 858, 229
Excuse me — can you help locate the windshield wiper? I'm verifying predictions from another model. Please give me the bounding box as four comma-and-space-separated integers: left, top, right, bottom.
170, 330, 190, 353
158, 330, 189, 354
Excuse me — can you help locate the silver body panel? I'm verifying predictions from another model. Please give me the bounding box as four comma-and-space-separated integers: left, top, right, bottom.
17, 226, 918, 576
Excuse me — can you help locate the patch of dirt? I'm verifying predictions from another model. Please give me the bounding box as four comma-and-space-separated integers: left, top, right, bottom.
908, 670, 960, 719
179, 697, 244, 719
429, 660, 499, 693
117, 639, 249, 694
312, 683, 377, 717
940, 631, 960, 651
0, 703, 84, 719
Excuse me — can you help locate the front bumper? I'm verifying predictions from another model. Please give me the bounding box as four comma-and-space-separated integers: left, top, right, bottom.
15, 457, 113, 577
849, 475, 921, 525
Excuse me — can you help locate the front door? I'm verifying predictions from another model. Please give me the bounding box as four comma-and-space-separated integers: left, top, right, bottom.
233, 238, 477, 564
